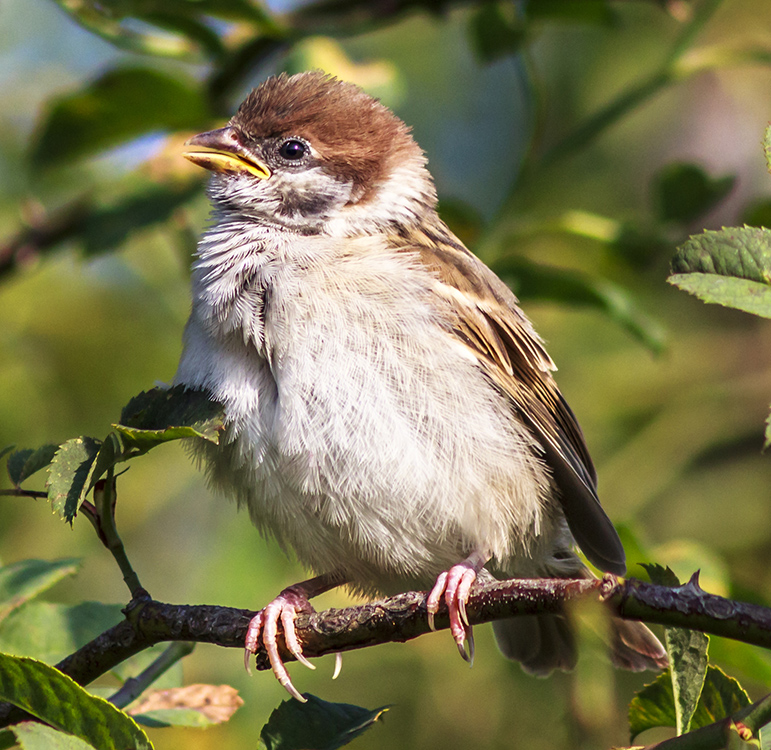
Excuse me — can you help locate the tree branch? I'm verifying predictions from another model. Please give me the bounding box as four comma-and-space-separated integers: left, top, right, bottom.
608, 574, 771, 650
2, 574, 771, 729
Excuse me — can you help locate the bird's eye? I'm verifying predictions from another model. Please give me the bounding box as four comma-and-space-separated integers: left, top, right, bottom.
278, 139, 307, 161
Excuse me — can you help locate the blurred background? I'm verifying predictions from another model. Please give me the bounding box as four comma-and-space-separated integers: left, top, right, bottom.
1, 0, 771, 747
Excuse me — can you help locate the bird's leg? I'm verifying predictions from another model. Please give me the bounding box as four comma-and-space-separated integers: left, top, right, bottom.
245, 571, 347, 702
426, 550, 490, 664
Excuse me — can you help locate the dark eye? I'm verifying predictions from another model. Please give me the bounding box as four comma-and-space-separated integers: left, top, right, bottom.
278, 139, 307, 161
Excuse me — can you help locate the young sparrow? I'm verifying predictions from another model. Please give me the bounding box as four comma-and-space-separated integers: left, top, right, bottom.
176, 71, 666, 700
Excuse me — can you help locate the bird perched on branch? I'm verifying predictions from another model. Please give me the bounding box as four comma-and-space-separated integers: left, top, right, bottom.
176, 71, 666, 700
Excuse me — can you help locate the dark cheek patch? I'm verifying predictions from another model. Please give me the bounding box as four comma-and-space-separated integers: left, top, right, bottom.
275, 185, 340, 220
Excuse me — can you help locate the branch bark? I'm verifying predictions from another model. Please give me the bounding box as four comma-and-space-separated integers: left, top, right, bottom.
2, 574, 771, 729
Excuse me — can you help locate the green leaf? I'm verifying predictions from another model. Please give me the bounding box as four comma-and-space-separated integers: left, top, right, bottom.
765, 409, 771, 451
7, 449, 33, 486
650, 540, 729, 598
469, 2, 527, 63
135, 13, 226, 58
50, 0, 200, 58
629, 666, 752, 741
629, 670, 675, 741
492, 255, 666, 353
653, 163, 735, 224
6, 446, 58, 487
0, 559, 81, 624
0, 602, 123, 664
695, 666, 752, 728
759, 722, 771, 750
46, 438, 102, 522
637, 562, 709, 737
671, 226, 771, 283
666, 625, 709, 734
669, 273, 771, 318
32, 67, 209, 170
764, 124, 771, 174
740, 198, 771, 229
642, 564, 709, 735
610, 224, 671, 269
638, 562, 680, 587
51, 0, 272, 60
0, 653, 152, 750
56, 0, 272, 26
258, 694, 388, 750
669, 227, 771, 318
115, 386, 225, 453
0, 445, 16, 463
85, 433, 120, 494
526, 0, 616, 24
167, 0, 272, 22
8, 722, 97, 750
82, 182, 202, 258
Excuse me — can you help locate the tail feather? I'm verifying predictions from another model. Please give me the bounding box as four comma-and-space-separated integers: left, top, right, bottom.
611, 618, 668, 672
493, 614, 667, 675
493, 615, 577, 676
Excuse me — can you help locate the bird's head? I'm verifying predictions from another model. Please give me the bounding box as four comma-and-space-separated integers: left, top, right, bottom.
184, 71, 436, 236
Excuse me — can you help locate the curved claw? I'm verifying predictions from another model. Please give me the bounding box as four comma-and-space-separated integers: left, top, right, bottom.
455, 569, 476, 629
332, 652, 343, 680
243, 591, 314, 702
280, 606, 316, 670
426, 571, 448, 631
457, 627, 475, 666
244, 609, 265, 676
427, 562, 481, 663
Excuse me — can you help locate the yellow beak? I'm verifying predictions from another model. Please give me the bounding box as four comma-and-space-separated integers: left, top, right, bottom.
183, 127, 271, 180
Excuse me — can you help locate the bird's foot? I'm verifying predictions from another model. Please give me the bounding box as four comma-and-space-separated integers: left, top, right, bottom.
244, 586, 316, 702
426, 562, 481, 665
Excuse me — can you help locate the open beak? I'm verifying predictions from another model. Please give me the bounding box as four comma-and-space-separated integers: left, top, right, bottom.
183, 127, 271, 180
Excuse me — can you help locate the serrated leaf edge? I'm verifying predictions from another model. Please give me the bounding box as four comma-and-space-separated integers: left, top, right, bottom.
45, 438, 101, 522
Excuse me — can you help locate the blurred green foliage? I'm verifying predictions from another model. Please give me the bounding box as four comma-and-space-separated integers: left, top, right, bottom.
2, 0, 771, 747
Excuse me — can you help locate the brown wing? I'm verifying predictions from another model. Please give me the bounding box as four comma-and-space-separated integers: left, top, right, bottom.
390, 222, 626, 575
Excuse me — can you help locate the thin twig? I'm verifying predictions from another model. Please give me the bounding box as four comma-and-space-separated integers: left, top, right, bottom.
108, 642, 196, 710
93, 476, 144, 598
0, 489, 47, 499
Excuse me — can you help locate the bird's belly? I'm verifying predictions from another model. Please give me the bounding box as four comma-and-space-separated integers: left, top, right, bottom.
204, 318, 550, 593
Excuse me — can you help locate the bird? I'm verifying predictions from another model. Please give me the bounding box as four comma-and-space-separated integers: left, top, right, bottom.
175, 70, 667, 701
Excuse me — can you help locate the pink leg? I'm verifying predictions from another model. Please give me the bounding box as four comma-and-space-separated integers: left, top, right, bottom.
426, 551, 490, 664
244, 572, 345, 702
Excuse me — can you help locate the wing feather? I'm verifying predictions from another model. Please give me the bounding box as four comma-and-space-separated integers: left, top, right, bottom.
392, 223, 626, 575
